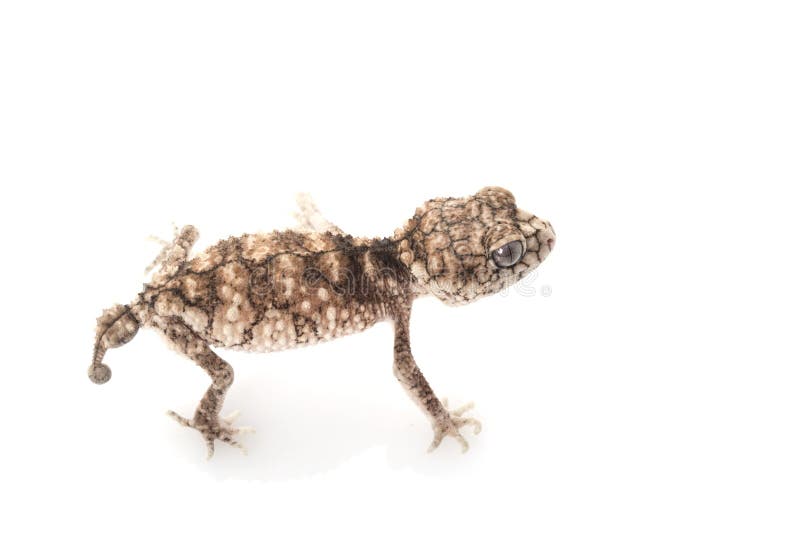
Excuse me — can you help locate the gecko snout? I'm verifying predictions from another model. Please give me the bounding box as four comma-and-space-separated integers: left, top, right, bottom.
534, 219, 556, 259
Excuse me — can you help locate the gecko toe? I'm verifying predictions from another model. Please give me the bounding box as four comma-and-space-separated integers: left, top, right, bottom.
451, 401, 474, 417
166, 410, 191, 426
221, 410, 241, 424
427, 433, 445, 453
168, 409, 253, 459
427, 399, 481, 453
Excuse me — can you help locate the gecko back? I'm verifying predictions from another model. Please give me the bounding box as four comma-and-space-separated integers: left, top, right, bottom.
147, 230, 408, 351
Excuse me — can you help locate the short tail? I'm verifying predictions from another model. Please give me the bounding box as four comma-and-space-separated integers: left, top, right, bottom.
88, 303, 141, 384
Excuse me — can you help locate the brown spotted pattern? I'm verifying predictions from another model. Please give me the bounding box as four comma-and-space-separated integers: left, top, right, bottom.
89, 186, 555, 457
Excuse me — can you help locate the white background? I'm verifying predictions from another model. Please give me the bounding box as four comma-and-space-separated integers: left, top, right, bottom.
1, 1, 798, 533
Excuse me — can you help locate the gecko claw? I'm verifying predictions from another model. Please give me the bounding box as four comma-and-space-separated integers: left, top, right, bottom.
427, 400, 482, 453
167, 409, 253, 459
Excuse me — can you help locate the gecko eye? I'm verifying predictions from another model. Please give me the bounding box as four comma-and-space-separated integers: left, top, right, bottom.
491, 240, 524, 268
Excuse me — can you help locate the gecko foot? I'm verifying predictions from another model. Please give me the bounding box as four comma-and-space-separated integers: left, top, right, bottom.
428, 399, 482, 453
167, 409, 255, 459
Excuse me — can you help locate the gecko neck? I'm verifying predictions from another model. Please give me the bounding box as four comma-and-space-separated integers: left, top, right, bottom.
335, 235, 417, 310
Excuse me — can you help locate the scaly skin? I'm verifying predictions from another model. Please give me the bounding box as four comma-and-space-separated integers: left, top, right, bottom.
89, 186, 556, 458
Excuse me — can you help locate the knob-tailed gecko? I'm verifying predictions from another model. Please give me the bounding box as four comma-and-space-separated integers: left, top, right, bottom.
89, 186, 556, 458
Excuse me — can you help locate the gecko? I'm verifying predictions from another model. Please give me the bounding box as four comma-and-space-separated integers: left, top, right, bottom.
88, 186, 556, 458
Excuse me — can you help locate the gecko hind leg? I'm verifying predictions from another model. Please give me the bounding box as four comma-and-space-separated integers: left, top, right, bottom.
153, 316, 253, 459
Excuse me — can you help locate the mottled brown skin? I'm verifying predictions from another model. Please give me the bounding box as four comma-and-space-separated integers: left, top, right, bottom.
89, 187, 556, 457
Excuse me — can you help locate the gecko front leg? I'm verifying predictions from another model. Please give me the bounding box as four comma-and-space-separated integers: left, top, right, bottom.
152, 316, 252, 459
392, 303, 482, 452
292, 193, 345, 235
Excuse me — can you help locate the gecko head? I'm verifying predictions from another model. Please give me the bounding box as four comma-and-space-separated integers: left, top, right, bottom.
396, 186, 555, 305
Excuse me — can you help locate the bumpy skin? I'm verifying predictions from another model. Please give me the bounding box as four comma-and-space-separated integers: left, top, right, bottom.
89, 186, 556, 457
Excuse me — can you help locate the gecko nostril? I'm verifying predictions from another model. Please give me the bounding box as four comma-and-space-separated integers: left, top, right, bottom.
547, 238, 554, 249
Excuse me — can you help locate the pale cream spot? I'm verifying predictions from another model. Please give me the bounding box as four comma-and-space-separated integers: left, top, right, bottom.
183, 307, 208, 332
154, 294, 184, 316
261, 322, 273, 337
286, 323, 297, 341
326, 306, 337, 322
184, 277, 198, 295
282, 277, 295, 295
419, 210, 439, 233
318, 287, 329, 301
301, 300, 312, 312
264, 309, 282, 320
223, 323, 235, 343
426, 232, 449, 250
221, 263, 238, 281
411, 262, 430, 284
192, 251, 217, 271
427, 253, 444, 276
220, 284, 233, 300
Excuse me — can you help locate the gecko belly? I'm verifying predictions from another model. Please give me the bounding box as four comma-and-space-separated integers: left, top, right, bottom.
230, 299, 386, 352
